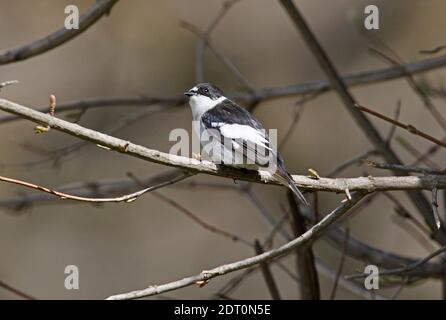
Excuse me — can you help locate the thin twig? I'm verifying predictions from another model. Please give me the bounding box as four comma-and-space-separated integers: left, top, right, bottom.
0, 280, 35, 300
0, 173, 192, 204
420, 45, 446, 55
0, 95, 184, 125
0, 80, 19, 92
396, 136, 440, 169
386, 100, 402, 144
278, 92, 321, 150
193, 0, 241, 83
326, 149, 377, 177
383, 192, 433, 240
345, 246, 446, 280
356, 104, 446, 149
365, 160, 446, 175
368, 46, 446, 131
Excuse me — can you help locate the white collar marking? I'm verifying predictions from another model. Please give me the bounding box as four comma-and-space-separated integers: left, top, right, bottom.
189, 95, 226, 120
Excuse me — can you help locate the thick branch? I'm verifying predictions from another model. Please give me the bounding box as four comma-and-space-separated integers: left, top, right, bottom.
2, 98, 446, 193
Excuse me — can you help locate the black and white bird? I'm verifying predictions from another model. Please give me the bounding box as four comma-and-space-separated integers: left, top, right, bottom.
184, 83, 308, 206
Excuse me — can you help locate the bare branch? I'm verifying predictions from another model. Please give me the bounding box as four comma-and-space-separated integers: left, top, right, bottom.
368, 45, 446, 131
366, 160, 446, 175
0, 96, 184, 125
106, 191, 366, 299
0, 80, 19, 92
0, 0, 120, 65
357, 104, 446, 149
278, 0, 444, 243
5, 98, 446, 193
327, 149, 378, 177
0, 172, 191, 204
0, 280, 35, 300
346, 246, 446, 280
420, 45, 446, 55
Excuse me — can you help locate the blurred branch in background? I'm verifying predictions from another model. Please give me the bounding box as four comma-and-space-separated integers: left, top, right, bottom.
106, 191, 366, 300
2, 0, 446, 301
288, 191, 320, 299
1, 94, 446, 299
278, 0, 446, 244
0, 0, 120, 65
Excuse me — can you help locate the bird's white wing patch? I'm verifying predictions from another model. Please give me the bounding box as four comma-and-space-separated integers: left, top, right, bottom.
220, 124, 270, 149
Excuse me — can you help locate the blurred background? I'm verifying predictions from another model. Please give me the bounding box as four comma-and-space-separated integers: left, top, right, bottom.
0, 0, 445, 299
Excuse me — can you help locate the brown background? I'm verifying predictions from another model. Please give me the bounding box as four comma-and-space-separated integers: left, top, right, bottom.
0, 0, 445, 299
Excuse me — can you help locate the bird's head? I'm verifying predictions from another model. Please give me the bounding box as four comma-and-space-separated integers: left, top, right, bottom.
184, 83, 223, 100
184, 83, 225, 117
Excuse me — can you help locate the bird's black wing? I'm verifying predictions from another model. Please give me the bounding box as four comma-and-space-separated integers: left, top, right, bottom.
201, 99, 265, 129
201, 99, 277, 167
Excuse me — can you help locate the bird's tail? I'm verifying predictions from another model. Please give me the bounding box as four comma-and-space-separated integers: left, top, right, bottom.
275, 169, 308, 206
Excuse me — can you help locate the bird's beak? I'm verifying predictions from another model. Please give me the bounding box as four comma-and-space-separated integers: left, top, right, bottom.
184, 90, 195, 97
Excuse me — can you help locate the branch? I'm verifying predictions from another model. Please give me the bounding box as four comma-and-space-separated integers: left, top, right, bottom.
2, 48, 446, 124
366, 160, 446, 175
0, 96, 184, 125
106, 191, 366, 299
0, 0, 120, 65
0, 173, 191, 204
356, 104, 446, 149
278, 0, 445, 243
0, 80, 19, 92
3, 173, 444, 281
345, 246, 446, 280
0, 280, 35, 300
4, 98, 446, 193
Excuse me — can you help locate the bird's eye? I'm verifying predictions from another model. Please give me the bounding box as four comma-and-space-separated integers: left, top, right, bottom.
203, 88, 209, 93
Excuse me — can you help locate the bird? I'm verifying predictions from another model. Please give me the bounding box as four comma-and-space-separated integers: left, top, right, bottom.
184, 83, 308, 206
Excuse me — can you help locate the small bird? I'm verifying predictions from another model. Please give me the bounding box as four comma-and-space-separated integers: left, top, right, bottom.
184, 83, 308, 206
